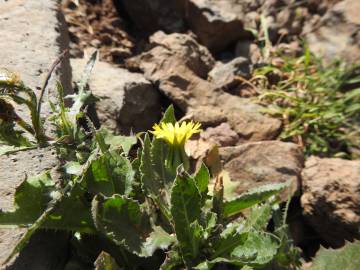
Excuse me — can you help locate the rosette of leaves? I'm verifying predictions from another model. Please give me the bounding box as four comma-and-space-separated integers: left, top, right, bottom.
0, 56, 299, 269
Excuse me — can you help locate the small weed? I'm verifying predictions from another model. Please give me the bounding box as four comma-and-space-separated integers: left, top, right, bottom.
255, 48, 360, 157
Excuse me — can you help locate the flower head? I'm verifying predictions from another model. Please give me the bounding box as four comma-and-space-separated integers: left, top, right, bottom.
151, 121, 201, 146
0, 69, 21, 87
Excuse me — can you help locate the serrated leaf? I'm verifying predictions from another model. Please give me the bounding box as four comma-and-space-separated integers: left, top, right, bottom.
244, 203, 272, 231
140, 133, 165, 200
231, 231, 279, 266
160, 250, 183, 270
97, 128, 137, 155
194, 257, 247, 270
0, 172, 54, 225
142, 226, 176, 256
0, 172, 94, 232
310, 241, 360, 270
151, 137, 175, 191
194, 163, 210, 205
223, 182, 288, 218
212, 223, 248, 259
95, 251, 121, 270
92, 194, 154, 257
170, 172, 202, 265
84, 150, 134, 196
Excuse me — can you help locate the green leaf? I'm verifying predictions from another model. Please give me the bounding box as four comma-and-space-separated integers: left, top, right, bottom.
223, 182, 288, 218
160, 105, 176, 124
160, 250, 183, 270
63, 161, 82, 176
0, 120, 33, 148
140, 133, 166, 200
142, 226, 176, 257
170, 172, 202, 265
212, 222, 248, 259
151, 137, 175, 191
0, 172, 94, 232
97, 128, 137, 155
94, 251, 121, 270
84, 150, 134, 196
92, 194, 170, 257
194, 257, 247, 270
0, 172, 54, 225
310, 241, 360, 270
194, 163, 210, 205
244, 203, 272, 231
44, 184, 94, 232
231, 230, 279, 266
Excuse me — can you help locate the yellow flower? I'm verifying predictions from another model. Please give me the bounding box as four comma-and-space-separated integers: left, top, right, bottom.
0, 69, 21, 87
151, 121, 201, 145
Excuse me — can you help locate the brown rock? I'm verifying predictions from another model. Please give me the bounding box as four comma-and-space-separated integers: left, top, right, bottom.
219, 141, 304, 198
130, 32, 281, 142
185, 139, 221, 176
183, 0, 251, 52
201, 123, 239, 147
301, 156, 360, 247
208, 57, 251, 90
305, 0, 360, 64
71, 59, 161, 134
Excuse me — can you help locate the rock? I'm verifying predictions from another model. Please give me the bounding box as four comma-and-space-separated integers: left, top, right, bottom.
71, 59, 161, 134
129, 32, 281, 142
185, 139, 221, 176
305, 0, 360, 64
201, 123, 239, 147
148, 31, 216, 79
208, 57, 251, 90
235, 41, 262, 64
119, 0, 184, 33
183, 0, 251, 52
301, 156, 360, 247
0, 0, 71, 268
219, 141, 304, 198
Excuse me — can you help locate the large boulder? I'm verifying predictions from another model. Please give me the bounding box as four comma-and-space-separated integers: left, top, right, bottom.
182, 0, 251, 52
0, 0, 71, 268
301, 156, 360, 247
128, 32, 281, 143
219, 141, 304, 198
71, 59, 161, 134
305, 0, 360, 64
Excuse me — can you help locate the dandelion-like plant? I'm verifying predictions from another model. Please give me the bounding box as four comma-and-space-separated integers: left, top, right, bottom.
151, 121, 201, 146
151, 121, 201, 171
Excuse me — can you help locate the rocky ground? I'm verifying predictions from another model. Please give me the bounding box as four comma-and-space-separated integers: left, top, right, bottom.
1, 0, 360, 269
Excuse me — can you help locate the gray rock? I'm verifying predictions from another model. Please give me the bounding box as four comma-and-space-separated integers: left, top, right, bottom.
301, 156, 360, 247
71, 59, 161, 134
0, 0, 71, 268
129, 32, 281, 142
219, 141, 304, 199
183, 0, 251, 52
305, 0, 360, 64
208, 57, 251, 90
